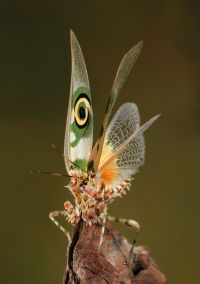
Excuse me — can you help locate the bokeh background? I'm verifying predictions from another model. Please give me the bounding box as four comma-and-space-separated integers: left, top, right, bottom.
1, 1, 200, 283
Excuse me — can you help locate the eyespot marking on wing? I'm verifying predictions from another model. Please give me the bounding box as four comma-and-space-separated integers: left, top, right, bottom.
74, 93, 91, 128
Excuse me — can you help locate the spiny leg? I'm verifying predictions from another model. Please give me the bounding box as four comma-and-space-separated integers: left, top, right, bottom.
98, 206, 107, 250
107, 215, 140, 264
49, 210, 71, 244
107, 215, 140, 232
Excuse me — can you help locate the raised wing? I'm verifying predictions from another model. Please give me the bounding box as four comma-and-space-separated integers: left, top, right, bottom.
98, 103, 159, 186
89, 41, 143, 172
64, 31, 93, 173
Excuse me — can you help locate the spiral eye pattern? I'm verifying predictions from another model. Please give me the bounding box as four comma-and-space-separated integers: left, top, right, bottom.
74, 94, 91, 128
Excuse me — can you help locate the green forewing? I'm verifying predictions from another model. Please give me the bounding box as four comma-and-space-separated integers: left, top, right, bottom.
64, 31, 93, 173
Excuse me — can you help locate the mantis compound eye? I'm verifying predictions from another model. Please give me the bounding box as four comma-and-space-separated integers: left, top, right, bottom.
82, 185, 90, 193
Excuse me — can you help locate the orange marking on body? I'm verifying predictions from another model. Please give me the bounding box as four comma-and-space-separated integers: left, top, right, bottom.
99, 143, 118, 185
101, 162, 117, 184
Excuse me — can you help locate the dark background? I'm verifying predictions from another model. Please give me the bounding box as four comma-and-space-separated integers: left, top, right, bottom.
1, 1, 200, 283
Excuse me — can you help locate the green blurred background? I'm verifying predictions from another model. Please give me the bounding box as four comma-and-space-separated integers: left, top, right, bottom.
1, 1, 199, 283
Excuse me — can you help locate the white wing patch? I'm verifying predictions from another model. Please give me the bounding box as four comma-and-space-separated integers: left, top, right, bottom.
70, 132, 76, 144
74, 137, 93, 160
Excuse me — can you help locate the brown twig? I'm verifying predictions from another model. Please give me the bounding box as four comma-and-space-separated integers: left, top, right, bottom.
63, 220, 167, 284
